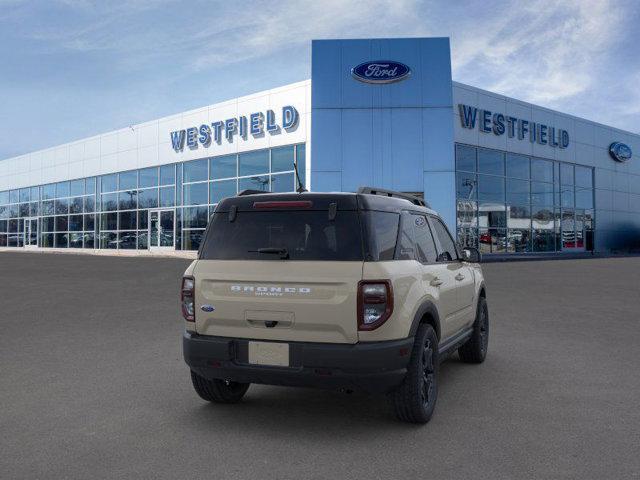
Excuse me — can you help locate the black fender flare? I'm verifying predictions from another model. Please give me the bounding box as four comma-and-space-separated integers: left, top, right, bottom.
408, 300, 441, 340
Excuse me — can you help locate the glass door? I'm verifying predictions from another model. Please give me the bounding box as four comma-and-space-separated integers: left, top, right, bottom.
23, 217, 38, 248
149, 209, 175, 250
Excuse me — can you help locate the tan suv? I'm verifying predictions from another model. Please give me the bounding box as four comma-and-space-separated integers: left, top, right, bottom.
181, 187, 488, 423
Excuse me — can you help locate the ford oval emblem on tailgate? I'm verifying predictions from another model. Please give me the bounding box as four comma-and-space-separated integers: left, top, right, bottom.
200, 305, 215, 312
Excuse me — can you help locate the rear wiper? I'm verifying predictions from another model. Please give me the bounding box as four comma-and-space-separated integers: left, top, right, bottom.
248, 247, 290, 259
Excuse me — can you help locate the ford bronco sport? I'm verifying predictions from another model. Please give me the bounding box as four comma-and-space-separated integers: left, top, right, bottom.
182, 187, 488, 423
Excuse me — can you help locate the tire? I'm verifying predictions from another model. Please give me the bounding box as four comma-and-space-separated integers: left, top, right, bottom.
390, 324, 438, 424
458, 296, 489, 364
190, 370, 250, 404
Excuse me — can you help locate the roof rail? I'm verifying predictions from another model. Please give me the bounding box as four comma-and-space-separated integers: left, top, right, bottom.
357, 186, 429, 208
237, 189, 268, 196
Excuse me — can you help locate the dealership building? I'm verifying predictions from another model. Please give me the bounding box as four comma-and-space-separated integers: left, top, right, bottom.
1, 37, 639, 256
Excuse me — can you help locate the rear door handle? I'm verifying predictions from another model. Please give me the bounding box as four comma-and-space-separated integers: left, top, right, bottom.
455, 273, 465, 281
430, 278, 443, 287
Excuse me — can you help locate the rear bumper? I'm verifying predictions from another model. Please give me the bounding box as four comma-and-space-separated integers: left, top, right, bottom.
183, 331, 414, 394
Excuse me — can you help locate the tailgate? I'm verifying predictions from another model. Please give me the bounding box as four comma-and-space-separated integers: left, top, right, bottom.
193, 260, 362, 344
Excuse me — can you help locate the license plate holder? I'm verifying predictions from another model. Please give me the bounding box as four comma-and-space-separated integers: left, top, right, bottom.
248, 341, 290, 367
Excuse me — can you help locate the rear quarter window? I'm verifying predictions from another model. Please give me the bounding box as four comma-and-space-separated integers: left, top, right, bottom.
362, 211, 400, 261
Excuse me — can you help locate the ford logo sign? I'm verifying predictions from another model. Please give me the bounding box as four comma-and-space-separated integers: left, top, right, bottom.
609, 142, 632, 162
200, 305, 215, 312
351, 60, 411, 84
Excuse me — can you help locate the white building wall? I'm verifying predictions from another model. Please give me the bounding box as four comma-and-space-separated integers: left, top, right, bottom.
0, 80, 311, 192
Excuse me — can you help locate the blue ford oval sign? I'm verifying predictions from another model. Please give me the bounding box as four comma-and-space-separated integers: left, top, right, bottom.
200, 305, 215, 312
609, 142, 632, 162
351, 61, 411, 84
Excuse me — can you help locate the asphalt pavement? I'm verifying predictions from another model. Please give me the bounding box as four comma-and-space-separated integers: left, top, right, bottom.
1, 252, 639, 479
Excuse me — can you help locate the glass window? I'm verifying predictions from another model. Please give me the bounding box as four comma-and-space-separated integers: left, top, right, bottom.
456, 144, 476, 172
159, 187, 175, 207
560, 163, 574, 185
507, 229, 531, 253
119, 211, 137, 230
210, 180, 237, 204
271, 146, 295, 173
506, 178, 530, 205
138, 210, 149, 230
183, 159, 208, 183
561, 185, 574, 207
477, 175, 505, 203
413, 215, 438, 263
506, 154, 529, 179
160, 165, 175, 186
119, 231, 137, 250
40, 233, 54, 247
576, 187, 593, 209
561, 209, 576, 249
270, 173, 294, 193
55, 215, 68, 231
296, 144, 306, 187
210, 155, 237, 180
239, 150, 269, 176
83, 232, 95, 249
100, 212, 118, 231
55, 182, 70, 198
70, 197, 83, 214
183, 230, 205, 251
84, 196, 95, 213
478, 228, 507, 253
533, 229, 555, 252
456, 172, 477, 200
101, 193, 118, 211
531, 182, 554, 206
70, 179, 84, 196
396, 214, 416, 261
478, 148, 504, 176
30, 187, 39, 202
139, 167, 158, 188
119, 171, 137, 190
9, 190, 19, 203
478, 203, 506, 229
55, 198, 69, 215
532, 207, 554, 230
100, 232, 117, 249
41, 184, 55, 200
138, 189, 158, 209
101, 174, 117, 193
507, 206, 530, 229
239, 175, 269, 192
19, 203, 29, 217
55, 233, 68, 248
183, 206, 209, 228
84, 214, 95, 231
531, 158, 554, 183
137, 231, 148, 249
19, 188, 30, 203
119, 190, 137, 210
429, 217, 458, 261
183, 183, 208, 205
363, 211, 399, 261
0, 191, 9, 204
85, 177, 96, 194
69, 215, 83, 231
42, 217, 55, 232
575, 166, 593, 188
200, 211, 363, 261
69, 232, 83, 248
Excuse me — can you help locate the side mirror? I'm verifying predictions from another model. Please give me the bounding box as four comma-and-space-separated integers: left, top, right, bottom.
462, 247, 481, 263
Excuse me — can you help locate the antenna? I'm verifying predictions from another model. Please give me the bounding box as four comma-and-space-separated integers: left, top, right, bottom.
293, 160, 307, 193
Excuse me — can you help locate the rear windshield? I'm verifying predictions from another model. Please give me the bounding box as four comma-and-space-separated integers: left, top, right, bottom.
200, 211, 364, 261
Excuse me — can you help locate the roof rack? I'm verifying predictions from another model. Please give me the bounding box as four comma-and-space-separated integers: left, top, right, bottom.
237, 189, 268, 196
357, 186, 429, 208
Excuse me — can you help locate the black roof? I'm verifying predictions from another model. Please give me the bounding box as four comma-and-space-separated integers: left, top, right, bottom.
215, 191, 435, 215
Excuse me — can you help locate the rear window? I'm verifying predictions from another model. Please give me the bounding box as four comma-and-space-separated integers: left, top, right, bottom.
200, 211, 364, 261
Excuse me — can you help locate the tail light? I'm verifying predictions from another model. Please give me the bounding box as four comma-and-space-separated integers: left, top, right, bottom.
357, 280, 393, 331
181, 276, 195, 322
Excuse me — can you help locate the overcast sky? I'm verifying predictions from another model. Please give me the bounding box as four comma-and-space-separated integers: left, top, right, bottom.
1, 0, 638, 159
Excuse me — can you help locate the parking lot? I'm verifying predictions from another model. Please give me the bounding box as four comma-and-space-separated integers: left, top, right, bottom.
1, 252, 639, 479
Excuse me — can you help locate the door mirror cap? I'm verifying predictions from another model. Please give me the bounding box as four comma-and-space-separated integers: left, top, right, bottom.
462, 247, 481, 263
